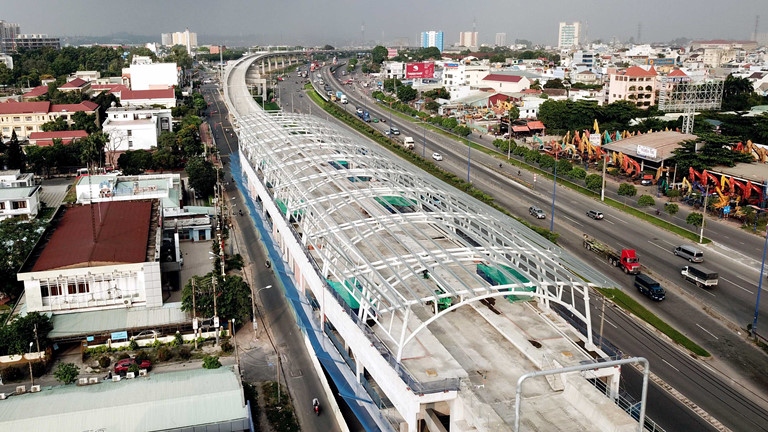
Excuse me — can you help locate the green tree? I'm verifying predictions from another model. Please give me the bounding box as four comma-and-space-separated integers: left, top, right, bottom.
617, 183, 638, 198
396, 85, 418, 102
423, 87, 450, 100
5, 131, 24, 170
665, 203, 679, 216
585, 174, 602, 191
507, 105, 520, 122
0, 63, 12, 85
54, 362, 80, 384
79, 131, 108, 170
453, 125, 472, 137
441, 118, 458, 129
686, 212, 704, 228
371, 46, 388, 64
186, 156, 217, 196
543, 78, 565, 89
203, 355, 222, 369
71, 111, 98, 134
637, 195, 656, 207
117, 150, 154, 174
41, 116, 69, 132
722, 75, 755, 111
383, 78, 403, 93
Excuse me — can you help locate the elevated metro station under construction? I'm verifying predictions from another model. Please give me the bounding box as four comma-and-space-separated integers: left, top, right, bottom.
224, 53, 648, 432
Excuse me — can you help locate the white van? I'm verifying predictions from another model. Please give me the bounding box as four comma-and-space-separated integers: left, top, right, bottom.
674, 245, 704, 263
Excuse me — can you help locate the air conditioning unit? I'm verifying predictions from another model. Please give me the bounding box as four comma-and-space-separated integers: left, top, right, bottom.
126, 372, 135, 379
30, 385, 41, 393
123, 298, 132, 307
0, 393, 7, 400
111, 376, 121, 382
78, 378, 89, 385
15, 386, 25, 394
139, 369, 148, 377
88, 377, 99, 384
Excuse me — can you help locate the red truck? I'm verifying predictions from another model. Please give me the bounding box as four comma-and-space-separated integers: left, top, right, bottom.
582, 234, 641, 274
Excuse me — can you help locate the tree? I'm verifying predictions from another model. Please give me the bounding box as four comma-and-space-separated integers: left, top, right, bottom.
441, 118, 458, 130
5, 131, 24, 170
508, 105, 520, 122
203, 355, 222, 369
186, 156, 217, 196
617, 183, 638, 198
665, 203, 679, 217
79, 131, 108, 170
637, 195, 656, 207
543, 78, 565, 89
371, 46, 388, 64
396, 85, 417, 103
686, 212, 704, 228
54, 362, 80, 384
452, 125, 472, 137
585, 174, 602, 191
71, 111, 98, 134
41, 116, 69, 132
118, 150, 154, 174
722, 75, 755, 111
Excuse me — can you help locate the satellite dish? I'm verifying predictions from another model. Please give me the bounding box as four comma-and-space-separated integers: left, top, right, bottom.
110, 101, 116, 107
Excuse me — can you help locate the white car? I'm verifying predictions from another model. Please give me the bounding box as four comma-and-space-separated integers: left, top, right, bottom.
432, 153, 443, 161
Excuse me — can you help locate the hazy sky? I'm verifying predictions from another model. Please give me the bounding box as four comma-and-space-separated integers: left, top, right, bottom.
3, 0, 767, 47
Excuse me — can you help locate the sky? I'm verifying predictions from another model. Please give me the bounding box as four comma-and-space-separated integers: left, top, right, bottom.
2, 0, 768, 48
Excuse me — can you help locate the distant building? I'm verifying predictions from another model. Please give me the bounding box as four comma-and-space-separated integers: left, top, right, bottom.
12, 34, 60, 51
458, 31, 478, 48
479, 73, 532, 94
421, 31, 444, 52
606, 65, 658, 108
0, 53, 12, 70
119, 88, 176, 109
558, 22, 580, 49
164, 28, 198, 54
58, 77, 92, 95
160, 32, 173, 46
495, 33, 506, 47
0, 20, 19, 52
22, 85, 48, 101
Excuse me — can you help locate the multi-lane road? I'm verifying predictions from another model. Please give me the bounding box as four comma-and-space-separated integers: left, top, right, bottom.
277, 64, 768, 431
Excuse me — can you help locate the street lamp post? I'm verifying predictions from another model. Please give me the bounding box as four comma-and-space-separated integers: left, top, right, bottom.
422, 122, 427, 158
252, 285, 273, 331
699, 184, 710, 244
752, 227, 768, 339
28, 342, 34, 386
601, 152, 608, 202
231, 318, 240, 373
467, 142, 472, 183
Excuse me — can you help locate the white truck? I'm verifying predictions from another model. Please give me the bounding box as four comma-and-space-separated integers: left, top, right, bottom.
340, 95, 348, 104
681, 265, 719, 287
402, 136, 415, 150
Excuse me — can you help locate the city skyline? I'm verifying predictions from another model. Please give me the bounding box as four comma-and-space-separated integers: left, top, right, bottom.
2, 0, 767, 47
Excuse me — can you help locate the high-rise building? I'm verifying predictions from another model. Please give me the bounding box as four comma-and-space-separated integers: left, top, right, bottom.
165, 28, 198, 54
421, 31, 444, 52
0, 20, 20, 53
459, 31, 478, 48
495, 33, 507, 47
13, 34, 60, 51
558, 22, 581, 49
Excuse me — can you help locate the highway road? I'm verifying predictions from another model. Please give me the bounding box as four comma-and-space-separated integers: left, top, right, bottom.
201, 79, 349, 432
280, 64, 768, 431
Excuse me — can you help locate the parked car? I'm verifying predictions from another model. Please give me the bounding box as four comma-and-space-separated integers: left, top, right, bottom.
432, 153, 443, 161
586, 210, 604, 220
529, 206, 546, 219
114, 358, 151, 375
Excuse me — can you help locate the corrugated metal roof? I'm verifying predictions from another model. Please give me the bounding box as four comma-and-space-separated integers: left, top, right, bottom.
0, 366, 249, 431
48, 304, 190, 338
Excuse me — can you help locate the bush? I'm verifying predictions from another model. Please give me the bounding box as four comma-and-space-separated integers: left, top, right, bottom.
178, 345, 192, 360
98, 356, 111, 368
156, 346, 173, 362
53, 362, 80, 384
665, 203, 679, 216
666, 189, 681, 200
202, 355, 222, 369
221, 340, 234, 353
618, 183, 637, 197
173, 332, 184, 347
569, 167, 587, 180
117, 352, 130, 360
637, 195, 655, 207
556, 159, 572, 175
608, 168, 620, 177
135, 351, 150, 363
128, 339, 139, 351
0, 364, 25, 382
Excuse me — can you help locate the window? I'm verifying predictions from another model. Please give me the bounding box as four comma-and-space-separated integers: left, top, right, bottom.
78, 281, 89, 293
128, 140, 133, 148
25, 116, 32, 121
13, 116, 20, 121
68, 282, 77, 295
41, 283, 62, 297
0, 202, 4, 210
127, 130, 132, 137
12, 201, 27, 209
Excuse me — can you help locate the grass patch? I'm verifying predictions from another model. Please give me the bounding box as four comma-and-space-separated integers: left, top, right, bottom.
598, 288, 710, 357
262, 381, 300, 432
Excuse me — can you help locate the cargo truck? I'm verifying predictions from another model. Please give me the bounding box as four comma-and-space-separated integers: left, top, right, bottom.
582, 234, 641, 274
402, 136, 415, 150
340, 95, 348, 104
681, 265, 718, 287
634, 274, 665, 301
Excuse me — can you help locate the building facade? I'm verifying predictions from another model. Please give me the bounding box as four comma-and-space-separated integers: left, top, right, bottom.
12, 34, 60, 51
606, 66, 658, 108
495, 33, 506, 47
420, 31, 444, 52
558, 22, 581, 49
0, 101, 99, 140
122, 63, 179, 90
0, 20, 19, 52
102, 106, 172, 157
458, 31, 478, 48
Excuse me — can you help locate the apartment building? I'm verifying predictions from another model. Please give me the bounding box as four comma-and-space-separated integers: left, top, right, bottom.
102, 106, 172, 161
421, 31, 444, 52
606, 66, 658, 108
0, 101, 99, 140
558, 22, 580, 49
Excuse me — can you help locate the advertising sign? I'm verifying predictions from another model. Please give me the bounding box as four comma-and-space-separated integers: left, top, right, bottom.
387, 48, 398, 59
636, 145, 658, 159
589, 134, 601, 146
405, 62, 435, 79
111, 331, 128, 341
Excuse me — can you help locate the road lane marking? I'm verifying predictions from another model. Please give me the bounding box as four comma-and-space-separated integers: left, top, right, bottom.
662, 359, 680, 372
604, 219, 615, 225
648, 241, 673, 254
696, 323, 719, 340
563, 215, 582, 226
721, 277, 754, 294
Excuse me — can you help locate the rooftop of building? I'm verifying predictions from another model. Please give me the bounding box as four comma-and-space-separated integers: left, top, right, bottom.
0, 366, 249, 432
602, 130, 697, 162
31, 200, 156, 271
121, 88, 175, 100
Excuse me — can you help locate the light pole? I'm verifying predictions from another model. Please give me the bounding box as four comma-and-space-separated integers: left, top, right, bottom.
252, 284, 272, 331
231, 318, 240, 373
467, 142, 472, 183
752, 226, 768, 339
699, 184, 710, 244
422, 122, 427, 158
28, 342, 34, 386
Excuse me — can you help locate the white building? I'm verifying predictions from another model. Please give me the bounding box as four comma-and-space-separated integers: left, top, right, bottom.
558, 22, 581, 50
519, 96, 548, 119
495, 33, 506, 47
123, 63, 179, 91
102, 106, 173, 156
17, 200, 164, 314
0, 53, 12, 70
0, 170, 40, 221
479, 73, 532, 94
120, 88, 176, 108
171, 29, 198, 54
440, 61, 491, 99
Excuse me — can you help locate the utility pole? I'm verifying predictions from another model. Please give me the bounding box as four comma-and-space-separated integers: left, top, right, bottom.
699, 184, 709, 243
231, 318, 240, 373
192, 279, 198, 349
212, 276, 219, 346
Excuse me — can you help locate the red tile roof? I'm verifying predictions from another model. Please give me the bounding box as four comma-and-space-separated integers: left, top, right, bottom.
121, 88, 175, 100
0, 101, 51, 115
526, 121, 545, 130
32, 201, 154, 271
50, 101, 99, 112
59, 78, 88, 89
29, 130, 88, 146
481, 74, 524, 83
622, 66, 657, 77
667, 69, 688, 77
23, 85, 49, 98
512, 125, 530, 132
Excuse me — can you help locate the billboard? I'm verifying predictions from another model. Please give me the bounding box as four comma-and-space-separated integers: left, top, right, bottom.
405, 62, 435, 79
387, 48, 398, 59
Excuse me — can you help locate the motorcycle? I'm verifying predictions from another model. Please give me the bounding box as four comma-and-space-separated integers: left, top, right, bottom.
313, 398, 320, 416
